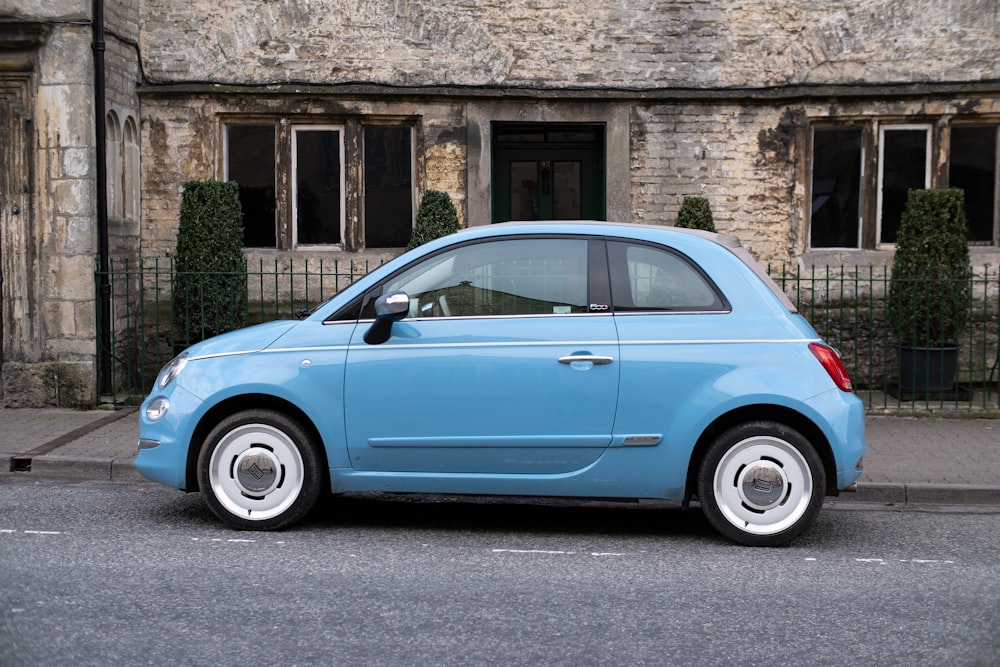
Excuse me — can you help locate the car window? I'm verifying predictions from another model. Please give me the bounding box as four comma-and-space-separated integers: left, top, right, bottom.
379, 238, 590, 318
609, 241, 727, 312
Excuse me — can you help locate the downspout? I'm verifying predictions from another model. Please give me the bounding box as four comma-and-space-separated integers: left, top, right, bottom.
93, 0, 112, 397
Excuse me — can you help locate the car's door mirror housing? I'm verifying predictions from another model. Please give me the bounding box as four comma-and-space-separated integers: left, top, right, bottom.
363, 291, 410, 345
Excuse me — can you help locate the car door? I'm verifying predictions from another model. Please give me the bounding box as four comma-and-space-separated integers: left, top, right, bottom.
343, 236, 619, 475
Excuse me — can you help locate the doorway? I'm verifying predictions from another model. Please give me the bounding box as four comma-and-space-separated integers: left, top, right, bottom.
0, 77, 34, 396
492, 123, 605, 223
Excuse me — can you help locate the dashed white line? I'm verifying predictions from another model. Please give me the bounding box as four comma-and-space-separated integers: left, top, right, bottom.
492, 549, 629, 557
803, 557, 957, 565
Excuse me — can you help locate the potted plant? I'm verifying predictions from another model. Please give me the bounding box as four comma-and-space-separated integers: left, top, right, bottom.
172, 180, 248, 349
407, 190, 460, 250
887, 188, 972, 392
674, 195, 717, 232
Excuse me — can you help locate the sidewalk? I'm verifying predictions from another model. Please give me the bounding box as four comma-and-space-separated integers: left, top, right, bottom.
1, 407, 999, 507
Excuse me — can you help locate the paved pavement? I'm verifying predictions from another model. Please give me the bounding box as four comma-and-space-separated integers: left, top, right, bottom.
0, 407, 998, 507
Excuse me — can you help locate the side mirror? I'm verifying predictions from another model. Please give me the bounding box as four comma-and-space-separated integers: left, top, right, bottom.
363, 291, 410, 345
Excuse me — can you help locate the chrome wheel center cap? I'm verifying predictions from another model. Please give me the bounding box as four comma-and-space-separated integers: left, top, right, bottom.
234, 449, 279, 495
738, 462, 786, 511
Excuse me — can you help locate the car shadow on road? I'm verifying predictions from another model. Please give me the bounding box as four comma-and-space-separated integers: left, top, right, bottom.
302, 492, 718, 541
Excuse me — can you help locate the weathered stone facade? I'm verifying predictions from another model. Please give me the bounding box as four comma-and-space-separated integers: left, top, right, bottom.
1, 0, 140, 406
1, 0, 999, 405
138, 0, 998, 89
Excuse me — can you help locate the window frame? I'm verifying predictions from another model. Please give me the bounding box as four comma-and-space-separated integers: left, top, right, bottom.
806, 117, 1000, 251
291, 124, 346, 249
223, 116, 419, 252
876, 123, 932, 248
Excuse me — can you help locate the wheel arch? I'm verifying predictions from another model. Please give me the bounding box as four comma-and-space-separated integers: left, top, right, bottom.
184, 394, 328, 492
683, 404, 838, 503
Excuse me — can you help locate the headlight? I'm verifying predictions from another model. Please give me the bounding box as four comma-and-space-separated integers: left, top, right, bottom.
145, 397, 170, 422
157, 353, 189, 390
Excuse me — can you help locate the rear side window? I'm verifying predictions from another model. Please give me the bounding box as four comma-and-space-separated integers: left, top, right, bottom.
608, 241, 727, 312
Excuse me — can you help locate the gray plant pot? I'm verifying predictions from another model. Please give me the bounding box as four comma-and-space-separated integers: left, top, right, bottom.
898, 345, 959, 393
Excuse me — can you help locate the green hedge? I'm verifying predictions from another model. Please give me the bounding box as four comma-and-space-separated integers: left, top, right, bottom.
172, 180, 248, 343
887, 188, 972, 346
407, 190, 460, 250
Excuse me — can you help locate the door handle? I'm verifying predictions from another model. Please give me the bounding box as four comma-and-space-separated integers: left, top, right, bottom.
558, 355, 613, 365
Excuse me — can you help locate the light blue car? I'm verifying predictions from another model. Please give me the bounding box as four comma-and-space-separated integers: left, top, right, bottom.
137, 222, 866, 546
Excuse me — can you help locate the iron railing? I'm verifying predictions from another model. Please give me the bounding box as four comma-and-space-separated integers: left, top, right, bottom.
96, 259, 1000, 412
96, 256, 383, 404
768, 264, 999, 413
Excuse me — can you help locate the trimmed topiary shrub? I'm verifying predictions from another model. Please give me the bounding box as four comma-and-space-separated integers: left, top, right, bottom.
887, 188, 972, 347
407, 190, 460, 250
674, 195, 716, 232
172, 180, 248, 345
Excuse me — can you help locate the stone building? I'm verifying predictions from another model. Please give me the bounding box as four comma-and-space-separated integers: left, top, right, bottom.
1, 0, 998, 406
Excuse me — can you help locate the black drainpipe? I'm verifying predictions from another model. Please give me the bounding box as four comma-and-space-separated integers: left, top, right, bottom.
93, 0, 112, 397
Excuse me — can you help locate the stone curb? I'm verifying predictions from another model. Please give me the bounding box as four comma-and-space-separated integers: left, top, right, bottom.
850, 482, 1000, 507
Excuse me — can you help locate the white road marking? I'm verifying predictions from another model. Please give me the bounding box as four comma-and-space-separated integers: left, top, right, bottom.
492, 549, 630, 557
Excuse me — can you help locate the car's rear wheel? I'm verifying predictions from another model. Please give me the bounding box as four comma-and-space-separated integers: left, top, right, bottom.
197, 410, 323, 530
697, 421, 825, 547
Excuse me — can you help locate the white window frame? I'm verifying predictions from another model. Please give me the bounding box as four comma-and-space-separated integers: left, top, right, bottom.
876, 123, 932, 248
291, 124, 346, 249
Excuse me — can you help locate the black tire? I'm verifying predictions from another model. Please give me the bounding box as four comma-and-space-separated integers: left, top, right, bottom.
197, 409, 323, 530
697, 421, 825, 547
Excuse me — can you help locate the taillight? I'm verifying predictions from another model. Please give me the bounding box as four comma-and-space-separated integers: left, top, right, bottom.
809, 342, 853, 392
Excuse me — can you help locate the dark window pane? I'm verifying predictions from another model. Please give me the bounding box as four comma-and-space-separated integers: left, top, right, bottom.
364, 126, 413, 247
950, 126, 997, 245
880, 129, 928, 244
227, 125, 276, 248
296, 129, 341, 245
511, 161, 539, 219
810, 128, 862, 248
553, 161, 581, 219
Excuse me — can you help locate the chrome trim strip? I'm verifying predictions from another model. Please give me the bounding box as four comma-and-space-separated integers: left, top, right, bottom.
619, 338, 819, 346
622, 435, 662, 446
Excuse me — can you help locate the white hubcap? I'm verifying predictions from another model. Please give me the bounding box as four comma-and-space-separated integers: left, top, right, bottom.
208, 423, 304, 521
713, 436, 813, 536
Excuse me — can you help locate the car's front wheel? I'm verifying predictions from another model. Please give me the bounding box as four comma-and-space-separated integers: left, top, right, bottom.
697, 421, 825, 547
197, 410, 323, 530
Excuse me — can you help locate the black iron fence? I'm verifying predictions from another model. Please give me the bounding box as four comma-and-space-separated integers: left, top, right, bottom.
96, 258, 1000, 411
768, 264, 999, 412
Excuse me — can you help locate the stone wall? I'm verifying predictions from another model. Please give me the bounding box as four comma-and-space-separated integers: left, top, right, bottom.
630, 102, 801, 262
0, 0, 142, 406
138, 0, 998, 88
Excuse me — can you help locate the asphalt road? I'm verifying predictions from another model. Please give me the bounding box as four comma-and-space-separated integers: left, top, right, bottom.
1, 478, 998, 666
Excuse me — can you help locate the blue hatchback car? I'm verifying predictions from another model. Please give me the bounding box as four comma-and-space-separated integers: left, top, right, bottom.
137, 222, 866, 546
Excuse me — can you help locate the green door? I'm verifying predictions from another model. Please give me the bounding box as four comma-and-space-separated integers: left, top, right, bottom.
492, 123, 605, 223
